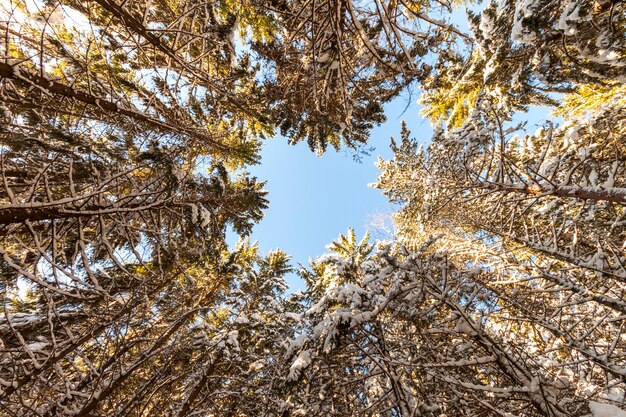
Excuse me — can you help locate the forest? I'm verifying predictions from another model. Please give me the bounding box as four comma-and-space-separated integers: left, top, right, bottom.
0, 0, 625, 415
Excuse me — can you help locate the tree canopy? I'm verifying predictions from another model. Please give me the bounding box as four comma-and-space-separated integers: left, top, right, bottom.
1, 0, 625, 415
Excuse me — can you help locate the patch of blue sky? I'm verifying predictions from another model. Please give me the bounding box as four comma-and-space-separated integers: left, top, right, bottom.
236, 93, 433, 292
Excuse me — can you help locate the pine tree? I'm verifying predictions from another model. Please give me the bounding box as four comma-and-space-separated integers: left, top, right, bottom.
0, 1, 275, 414
252, 0, 471, 153
372, 2, 626, 411
281, 231, 587, 416
374, 92, 625, 415
419, 0, 625, 128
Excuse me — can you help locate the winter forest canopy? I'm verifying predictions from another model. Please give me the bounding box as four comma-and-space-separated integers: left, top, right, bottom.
0, 0, 625, 415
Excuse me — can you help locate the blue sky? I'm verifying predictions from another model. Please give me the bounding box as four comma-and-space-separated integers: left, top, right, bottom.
244, 94, 432, 291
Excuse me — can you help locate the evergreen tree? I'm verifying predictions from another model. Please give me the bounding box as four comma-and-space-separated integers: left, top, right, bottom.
252, 0, 471, 153
0, 1, 275, 414
281, 231, 587, 416
419, 0, 625, 128
372, 3, 626, 412
375, 72, 625, 417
